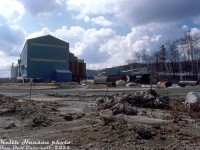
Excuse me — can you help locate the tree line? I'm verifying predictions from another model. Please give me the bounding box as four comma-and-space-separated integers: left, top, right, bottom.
132, 31, 200, 81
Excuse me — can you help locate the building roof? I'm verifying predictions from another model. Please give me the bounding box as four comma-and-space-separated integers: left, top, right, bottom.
27, 35, 69, 44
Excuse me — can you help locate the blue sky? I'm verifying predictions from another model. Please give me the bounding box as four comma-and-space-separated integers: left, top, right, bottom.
1, 0, 200, 77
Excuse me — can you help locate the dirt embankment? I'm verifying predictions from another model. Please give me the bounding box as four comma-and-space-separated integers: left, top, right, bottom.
0, 90, 200, 149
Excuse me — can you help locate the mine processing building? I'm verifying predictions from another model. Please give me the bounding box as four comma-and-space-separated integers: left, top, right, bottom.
19, 35, 86, 82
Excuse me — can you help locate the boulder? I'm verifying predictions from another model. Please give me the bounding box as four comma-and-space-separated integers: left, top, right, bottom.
115, 80, 126, 86
185, 92, 200, 111
32, 114, 50, 127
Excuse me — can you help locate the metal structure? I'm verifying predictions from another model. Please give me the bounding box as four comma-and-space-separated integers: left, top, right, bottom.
19, 35, 86, 82
178, 81, 199, 87
10, 63, 18, 79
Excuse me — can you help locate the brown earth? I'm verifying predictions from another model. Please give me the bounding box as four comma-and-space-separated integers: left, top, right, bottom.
0, 89, 200, 150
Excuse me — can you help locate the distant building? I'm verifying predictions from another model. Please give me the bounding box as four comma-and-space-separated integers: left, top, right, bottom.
132, 67, 149, 75
120, 70, 133, 76
86, 69, 99, 79
18, 35, 86, 82
101, 66, 148, 77
105, 67, 121, 76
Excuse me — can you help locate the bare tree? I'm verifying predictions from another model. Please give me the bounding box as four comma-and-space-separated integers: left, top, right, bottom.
133, 51, 142, 64
181, 31, 200, 77
165, 40, 180, 77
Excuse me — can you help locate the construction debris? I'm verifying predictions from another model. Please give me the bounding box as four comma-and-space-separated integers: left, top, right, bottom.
32, 114, 50, 127
97, 90, 170, 115
60, 112, 85, 121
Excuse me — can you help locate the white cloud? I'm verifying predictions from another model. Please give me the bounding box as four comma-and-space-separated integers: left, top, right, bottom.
26, 26, 85, 44
84, 16, 90, 22
66, 0, 117, 15
66, 0, 200, 27
74, 26, 164, 69
182, 25, 189, 32
189, 28, 200, 38
66, 0, 118, 23
78, 23, 187, 69
75, 15, 90, 22
0, 56, 19, 78
151, 35, 161, 42
19, 0, 63, 16
0, 54, 20, 78
116, 0, 200, 26
0, 0, 25, 22
0, 24, 26, 56
2, 0, 200, 77
54, 26, 85, 41
26, 27, 52, 39
78, 28, 115, 63
91, 16, 112, 27
70, 42, 87, 56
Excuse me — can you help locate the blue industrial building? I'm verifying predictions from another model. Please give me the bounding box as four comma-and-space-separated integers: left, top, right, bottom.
19, 35, 85, 82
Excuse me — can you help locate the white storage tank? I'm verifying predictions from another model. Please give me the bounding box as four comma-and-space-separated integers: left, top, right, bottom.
11, 63, 18, 79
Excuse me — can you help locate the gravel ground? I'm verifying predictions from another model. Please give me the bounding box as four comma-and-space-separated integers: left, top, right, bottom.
0, 84, 200, 149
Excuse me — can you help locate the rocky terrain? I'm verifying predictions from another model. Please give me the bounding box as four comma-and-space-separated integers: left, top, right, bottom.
0, 88, 200, 149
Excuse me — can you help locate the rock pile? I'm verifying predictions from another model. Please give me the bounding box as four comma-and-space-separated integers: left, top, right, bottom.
96, 90, 170, 115
32, 114, 50, 127
0, 94, 18, 116
60, 112, 85, 121
0, 94, 54, 128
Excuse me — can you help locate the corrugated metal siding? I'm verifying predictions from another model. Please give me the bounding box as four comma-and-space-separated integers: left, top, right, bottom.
55, 70, 72, 82
25, 35, 69, 81
20, 35, 86, 82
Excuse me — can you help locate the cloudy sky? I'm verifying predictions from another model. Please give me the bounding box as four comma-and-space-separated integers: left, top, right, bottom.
1, 0, 200, 77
